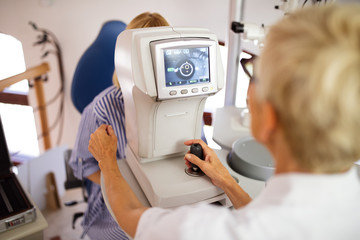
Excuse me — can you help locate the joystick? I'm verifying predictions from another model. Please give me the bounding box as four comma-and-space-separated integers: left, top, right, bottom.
190, 143, 204, 171
185, 143, 205, 177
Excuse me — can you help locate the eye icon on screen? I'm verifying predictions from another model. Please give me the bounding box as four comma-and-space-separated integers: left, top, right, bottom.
177, 59, 195, 80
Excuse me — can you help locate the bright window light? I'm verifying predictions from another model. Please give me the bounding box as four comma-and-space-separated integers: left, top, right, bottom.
204, 46, 251, 113
0, 33, 39, 162
0, 33, 28, 93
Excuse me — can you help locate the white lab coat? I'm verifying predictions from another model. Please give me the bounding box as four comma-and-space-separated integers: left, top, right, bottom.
135, 168, 360, 240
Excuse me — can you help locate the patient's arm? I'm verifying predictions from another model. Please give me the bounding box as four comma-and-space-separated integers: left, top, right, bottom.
87, 170, 101, 185
88, 124, 148, 237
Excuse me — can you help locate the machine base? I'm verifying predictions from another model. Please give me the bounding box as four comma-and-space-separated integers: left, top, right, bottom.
126, 147, 230, 208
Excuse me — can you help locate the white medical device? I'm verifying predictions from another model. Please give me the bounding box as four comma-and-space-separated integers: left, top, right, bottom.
115, 27, 227, 207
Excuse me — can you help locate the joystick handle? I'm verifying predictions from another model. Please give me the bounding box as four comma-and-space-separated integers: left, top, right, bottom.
190, 143, 204, 172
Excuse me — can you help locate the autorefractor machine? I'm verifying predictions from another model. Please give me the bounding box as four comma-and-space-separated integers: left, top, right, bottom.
114, 27, 228, 208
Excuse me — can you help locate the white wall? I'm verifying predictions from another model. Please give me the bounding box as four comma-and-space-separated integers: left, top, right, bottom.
0, 0, 284, 153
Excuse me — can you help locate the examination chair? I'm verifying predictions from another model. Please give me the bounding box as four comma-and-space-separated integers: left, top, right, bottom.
71, 20, 127, 113
65, 20, 127, 229
63, 149, 88, 229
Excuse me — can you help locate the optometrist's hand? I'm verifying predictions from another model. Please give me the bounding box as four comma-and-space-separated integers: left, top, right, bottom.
88, 124, 118, 173
184, 139, 252, 208
184, 139, 233, 190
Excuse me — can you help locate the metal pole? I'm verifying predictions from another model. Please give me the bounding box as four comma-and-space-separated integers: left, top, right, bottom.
224, 0, 244, 106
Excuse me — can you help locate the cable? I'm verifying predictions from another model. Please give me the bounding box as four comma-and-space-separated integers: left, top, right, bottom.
29, 21, 66, 146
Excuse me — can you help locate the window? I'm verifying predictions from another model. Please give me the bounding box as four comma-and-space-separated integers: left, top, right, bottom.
204, 46, 252, 112
203, 46, 252, 149
0, 33, 39, 163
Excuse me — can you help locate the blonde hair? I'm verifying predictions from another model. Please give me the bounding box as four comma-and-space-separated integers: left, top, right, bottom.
126, 12, 170, 30
257, 4, 360, 172
112, 12, 170, 87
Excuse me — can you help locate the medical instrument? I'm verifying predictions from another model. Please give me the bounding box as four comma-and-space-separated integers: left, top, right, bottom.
228, 137, 274, 181
115, 27, 230, 208
214, 0, 333, 182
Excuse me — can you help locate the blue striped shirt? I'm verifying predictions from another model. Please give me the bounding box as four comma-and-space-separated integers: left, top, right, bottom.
69, 85, 128, 240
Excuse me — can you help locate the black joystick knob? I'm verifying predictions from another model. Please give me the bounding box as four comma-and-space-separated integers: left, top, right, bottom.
190, 143, 204, 172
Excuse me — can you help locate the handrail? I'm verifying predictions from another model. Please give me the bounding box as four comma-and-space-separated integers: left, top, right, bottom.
0, 62, 52, 150
0, 62, 50, 91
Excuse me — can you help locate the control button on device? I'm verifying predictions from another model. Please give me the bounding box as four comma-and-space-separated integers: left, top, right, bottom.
202, 87, 209, 92
169, 90, 177, 96
181, 89, 188, 94
191, 88, 199, 93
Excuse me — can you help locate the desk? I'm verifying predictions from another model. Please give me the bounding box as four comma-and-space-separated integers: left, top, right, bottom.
0, 190, 48, 240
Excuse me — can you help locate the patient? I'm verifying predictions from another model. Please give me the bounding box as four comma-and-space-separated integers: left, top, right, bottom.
69, 12, 169, 240
88, 4, 360, 240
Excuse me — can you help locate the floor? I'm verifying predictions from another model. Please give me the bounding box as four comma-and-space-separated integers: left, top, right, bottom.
42, 188, 90, 240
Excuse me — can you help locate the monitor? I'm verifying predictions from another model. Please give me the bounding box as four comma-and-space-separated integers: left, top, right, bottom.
150, 38, 219, 100
164, 47, 210, 87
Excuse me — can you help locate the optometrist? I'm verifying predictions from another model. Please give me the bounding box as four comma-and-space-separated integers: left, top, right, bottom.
88, 4, 360, 240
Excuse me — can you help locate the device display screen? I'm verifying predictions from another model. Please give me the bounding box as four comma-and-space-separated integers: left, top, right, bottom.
163, 47, 210, 87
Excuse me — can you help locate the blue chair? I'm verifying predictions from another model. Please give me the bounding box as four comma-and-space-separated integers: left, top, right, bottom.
71, 20, 127, 113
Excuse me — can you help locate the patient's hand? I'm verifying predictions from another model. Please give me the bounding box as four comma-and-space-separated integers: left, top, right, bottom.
88, 124, 118, 172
